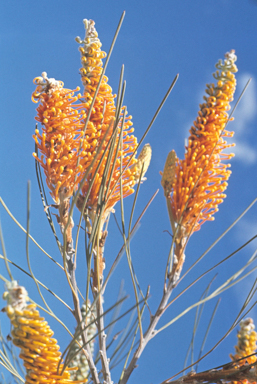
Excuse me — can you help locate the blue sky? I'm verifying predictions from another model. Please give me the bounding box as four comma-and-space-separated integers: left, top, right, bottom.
1, 1, 257, 383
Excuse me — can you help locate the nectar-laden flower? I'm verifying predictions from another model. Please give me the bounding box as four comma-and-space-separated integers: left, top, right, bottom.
31, 20, 151, 248
230, 318, 257, 366
32, 73, 89, 245
75, 19, 147, 220
161, 50, 237, 283
32, 72, 86, 205
3, 281, 76, 384
162, 50, 237, 234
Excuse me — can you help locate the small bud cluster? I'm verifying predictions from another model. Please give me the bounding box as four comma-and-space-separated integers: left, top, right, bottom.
231, 318, 257, 366
69, 301, 97, 381
131, 143, 152, 184
160, 149, 177, 197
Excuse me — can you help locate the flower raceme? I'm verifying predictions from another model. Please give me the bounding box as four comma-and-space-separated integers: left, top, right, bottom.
32, 73, 88, 244
32, 72, 86, 205
161, 50, 237, 282
32, 20, 150, 230
3, 281, 76, 384
75, 19, 143, 219
161, 50, 237, 235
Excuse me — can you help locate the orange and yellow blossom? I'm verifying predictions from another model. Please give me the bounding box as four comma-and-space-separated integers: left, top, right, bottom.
73, 19, 151, 287
75, 19, 143, 220
31, 20, 151, 249
32, 20, 150, 220
32, 73, 86, 205
32, 73, 89, 244
161, 50, 237, 281
3, 280, 77, 384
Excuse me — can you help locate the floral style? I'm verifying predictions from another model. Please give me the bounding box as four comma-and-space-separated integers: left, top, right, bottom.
3, 281, 76, 384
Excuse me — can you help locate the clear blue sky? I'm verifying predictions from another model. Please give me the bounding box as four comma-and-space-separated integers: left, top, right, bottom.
1, 1, 257, 383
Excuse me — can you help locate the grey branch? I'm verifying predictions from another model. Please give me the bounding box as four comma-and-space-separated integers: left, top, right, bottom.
119, 277, 176, 384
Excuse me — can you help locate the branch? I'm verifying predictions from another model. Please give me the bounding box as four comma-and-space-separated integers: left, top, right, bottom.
93, 231, 112, 384
119, 277, 176, 384
163, 360, 257, 384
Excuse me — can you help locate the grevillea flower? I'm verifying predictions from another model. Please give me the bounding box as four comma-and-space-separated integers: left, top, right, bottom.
74, 19, 143, 219
32, 73, 89, 244
32, 20, 150, 236
161, 50, 237, 282
3, 281, 76, 384
230, 318, 257, 366
32, 72, 86, 205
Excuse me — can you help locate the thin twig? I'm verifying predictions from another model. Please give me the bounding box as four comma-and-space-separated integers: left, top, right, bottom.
119, 278, 175, 384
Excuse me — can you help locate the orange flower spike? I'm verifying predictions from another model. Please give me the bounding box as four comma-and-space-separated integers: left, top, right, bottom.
75, 20, 144, 220
32, 72, 86, 204
3, 281, 77, 384
160, 51, 237, 284
169, 50, 237, 236
75, 19, 116, 145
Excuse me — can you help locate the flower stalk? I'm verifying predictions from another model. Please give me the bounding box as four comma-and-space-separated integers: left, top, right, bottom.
31, 17, 152, 384
120, 50, 238, 384
161, 50, 238, 284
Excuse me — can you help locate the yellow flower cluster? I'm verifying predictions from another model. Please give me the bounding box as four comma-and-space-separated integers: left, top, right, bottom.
3, 281, 76, 384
